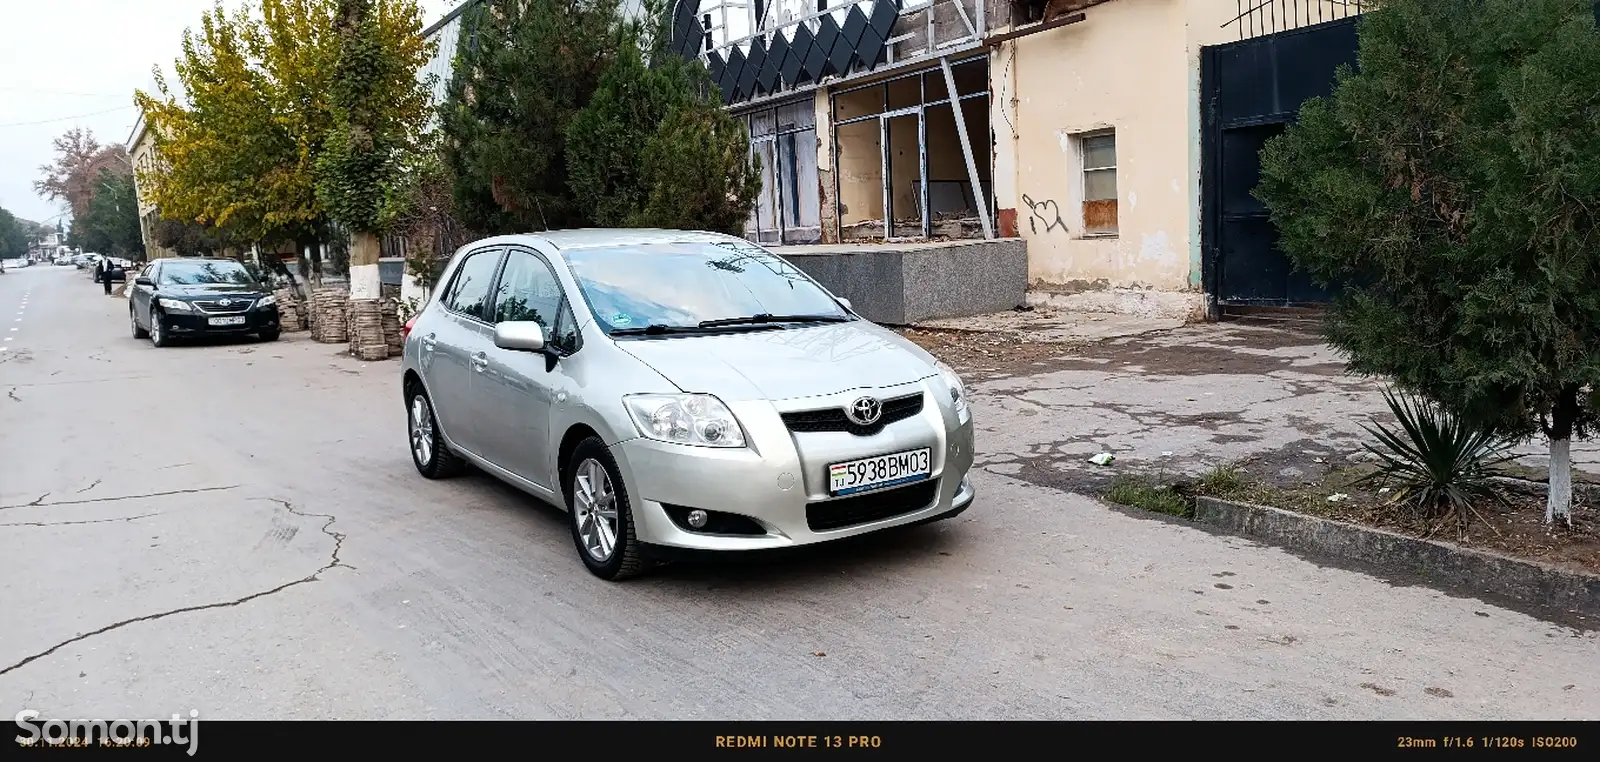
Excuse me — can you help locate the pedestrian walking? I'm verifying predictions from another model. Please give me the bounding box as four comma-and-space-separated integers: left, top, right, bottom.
98, 258, 113, 295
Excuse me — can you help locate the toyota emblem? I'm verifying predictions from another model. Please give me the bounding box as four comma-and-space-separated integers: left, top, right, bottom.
218, 299, 232, 307
846, 396, 883, 426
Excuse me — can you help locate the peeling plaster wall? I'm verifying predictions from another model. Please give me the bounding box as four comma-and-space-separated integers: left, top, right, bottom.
991, 0, 1337, 319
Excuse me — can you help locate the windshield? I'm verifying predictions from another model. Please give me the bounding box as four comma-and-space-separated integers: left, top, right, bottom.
159, 260, 255, 286
563, 242, 849, 333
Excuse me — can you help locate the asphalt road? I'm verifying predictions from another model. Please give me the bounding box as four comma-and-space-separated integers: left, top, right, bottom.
0, 265, 1595, 720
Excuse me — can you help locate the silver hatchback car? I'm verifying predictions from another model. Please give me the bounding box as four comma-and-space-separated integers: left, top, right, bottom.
400, 229, 976, 580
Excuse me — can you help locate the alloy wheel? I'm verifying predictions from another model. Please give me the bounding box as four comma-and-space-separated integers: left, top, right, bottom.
573, 458, 619, 562
409, 395, 434, 467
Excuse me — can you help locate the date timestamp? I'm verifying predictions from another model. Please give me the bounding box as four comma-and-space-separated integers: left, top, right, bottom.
1398, 736, 1579, 749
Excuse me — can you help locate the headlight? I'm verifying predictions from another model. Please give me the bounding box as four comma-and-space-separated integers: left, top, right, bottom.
157, 298, 195, 312
934, 360, 968, 418
256, 294, 277, 308
622, 393, 746, 448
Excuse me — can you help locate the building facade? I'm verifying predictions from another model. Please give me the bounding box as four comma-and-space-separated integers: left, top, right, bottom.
667, 0, 1364, 318
414, 0, 1364, 317
127, 114, 176, 260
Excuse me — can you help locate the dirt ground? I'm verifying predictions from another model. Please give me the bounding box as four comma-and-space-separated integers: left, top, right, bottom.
1182, 464, 1600, 576
894, 318, 1600, 577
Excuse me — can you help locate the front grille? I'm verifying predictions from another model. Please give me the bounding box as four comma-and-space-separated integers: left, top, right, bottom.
781, 392, 924, 437
806, 479, 940, 532
193, 299, 255, 313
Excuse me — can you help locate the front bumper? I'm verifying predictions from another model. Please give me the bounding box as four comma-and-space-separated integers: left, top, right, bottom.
159, 306, 280, 336
611, 379, 977, 553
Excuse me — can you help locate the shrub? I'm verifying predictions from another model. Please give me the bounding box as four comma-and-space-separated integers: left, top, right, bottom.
1358, 388, 1516, 532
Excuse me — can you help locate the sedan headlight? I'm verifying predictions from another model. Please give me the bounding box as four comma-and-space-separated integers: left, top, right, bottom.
256, 294, 277, 308
623, 393, 746, 448
934, 360, 969, 419
157, 298, 195, 312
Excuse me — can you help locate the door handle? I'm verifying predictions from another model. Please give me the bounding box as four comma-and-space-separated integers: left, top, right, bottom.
420, 333, 436, 350
471, 352, 488, 372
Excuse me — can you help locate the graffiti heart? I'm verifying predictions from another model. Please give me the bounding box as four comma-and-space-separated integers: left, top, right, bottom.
1021, 194, 1067, 234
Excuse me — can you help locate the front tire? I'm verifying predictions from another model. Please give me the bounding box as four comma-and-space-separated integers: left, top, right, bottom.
565, 437, 647, 581
130, 307, 148, 339
149, 311, 170, 347
258, 329, 280, 342
408, 390, 464, 479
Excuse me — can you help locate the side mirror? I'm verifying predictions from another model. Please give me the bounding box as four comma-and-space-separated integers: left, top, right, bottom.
837, 297, 853, 311
135, 276, 154, 287
494, 321, 546, 352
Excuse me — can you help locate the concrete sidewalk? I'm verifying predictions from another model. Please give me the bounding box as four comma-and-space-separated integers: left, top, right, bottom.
911, 315, 1598, 496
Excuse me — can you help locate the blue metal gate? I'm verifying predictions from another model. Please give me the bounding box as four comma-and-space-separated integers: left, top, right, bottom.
1200, 17, 1359, 308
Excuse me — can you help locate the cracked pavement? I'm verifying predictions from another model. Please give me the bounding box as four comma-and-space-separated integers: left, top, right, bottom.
1, 267, 1596, 720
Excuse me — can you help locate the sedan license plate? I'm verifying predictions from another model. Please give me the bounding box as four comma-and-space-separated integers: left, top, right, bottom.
208, 316, 246, 326
828, 448, 932, 496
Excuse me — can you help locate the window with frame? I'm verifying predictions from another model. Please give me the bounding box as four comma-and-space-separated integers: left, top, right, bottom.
491, 249, 564, 330
1079, 131, 1118, 236
442, 248, 502, 320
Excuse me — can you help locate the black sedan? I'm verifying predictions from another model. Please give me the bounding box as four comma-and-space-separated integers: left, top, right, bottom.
128, 258, 281, 347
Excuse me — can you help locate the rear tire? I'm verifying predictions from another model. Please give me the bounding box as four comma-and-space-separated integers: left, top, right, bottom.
408, 389, 464, 479
130, 307, 148, 339
565, 437, 648, 581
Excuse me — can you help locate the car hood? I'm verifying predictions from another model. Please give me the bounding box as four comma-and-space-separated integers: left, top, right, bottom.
616, 321, 940, 402
160, 284, 265, 298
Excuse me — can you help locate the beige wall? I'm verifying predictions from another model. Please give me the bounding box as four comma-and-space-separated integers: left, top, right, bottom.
992, 0, 1336, 318
130, 128, 176, 260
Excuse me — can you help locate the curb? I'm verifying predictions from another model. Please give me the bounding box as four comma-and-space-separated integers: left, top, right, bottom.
1193, 496, 1600, 620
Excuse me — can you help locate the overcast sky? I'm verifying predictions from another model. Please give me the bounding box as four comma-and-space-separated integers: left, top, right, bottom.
0, 0, 462, 226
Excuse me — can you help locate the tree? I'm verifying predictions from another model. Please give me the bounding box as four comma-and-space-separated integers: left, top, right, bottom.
152, 217, 233, 257
314, 0, 434, 299
565, 10, 759, 234
76, 169, 147, 259
136, 0, 347, 268
136, 3, 287, 244
33, 127, 130, 222
0, 208, 30, 259
441, 0, 620, 233
1255, 0, 1600, 525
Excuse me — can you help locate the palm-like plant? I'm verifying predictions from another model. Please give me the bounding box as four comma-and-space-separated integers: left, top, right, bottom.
1358, 388, 1517, 535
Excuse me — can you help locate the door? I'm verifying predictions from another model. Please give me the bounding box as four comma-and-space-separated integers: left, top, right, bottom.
1200, 17, 1359, 307
882, 108, 925, 238
424, 246, 504, 456
477, 247, 568, 487
132, 262, 159, 326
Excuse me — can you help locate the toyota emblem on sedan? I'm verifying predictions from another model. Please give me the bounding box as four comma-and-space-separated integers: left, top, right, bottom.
847, 396, 883, 426
218, 299, 232, 307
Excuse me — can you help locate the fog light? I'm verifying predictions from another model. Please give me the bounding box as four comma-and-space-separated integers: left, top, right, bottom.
686, 509, 709, 529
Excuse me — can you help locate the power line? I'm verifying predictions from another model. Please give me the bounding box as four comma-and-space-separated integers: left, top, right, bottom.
0, 106, 138, 129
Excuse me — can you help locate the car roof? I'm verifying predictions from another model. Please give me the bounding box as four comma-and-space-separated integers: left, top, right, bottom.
466, 228, 747, 253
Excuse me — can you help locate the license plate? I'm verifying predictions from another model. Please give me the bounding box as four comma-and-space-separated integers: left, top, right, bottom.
828, 448, 932, 496
208, 316, 246, 326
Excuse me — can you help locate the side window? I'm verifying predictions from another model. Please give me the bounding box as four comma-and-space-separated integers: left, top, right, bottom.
491, 249, 564, 329
442, 248, 502, 320
550, 301, 581, 353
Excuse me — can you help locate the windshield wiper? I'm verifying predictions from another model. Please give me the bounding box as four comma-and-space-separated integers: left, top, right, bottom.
697, 313, 852, 328
609, 323, 705, 336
